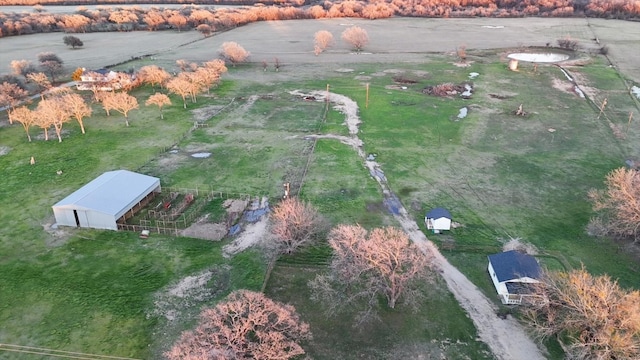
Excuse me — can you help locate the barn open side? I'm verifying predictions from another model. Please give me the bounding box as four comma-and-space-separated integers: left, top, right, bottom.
52, 170, 161, 230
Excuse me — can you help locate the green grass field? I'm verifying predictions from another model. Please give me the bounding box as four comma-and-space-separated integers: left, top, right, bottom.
1, 49, 639, 359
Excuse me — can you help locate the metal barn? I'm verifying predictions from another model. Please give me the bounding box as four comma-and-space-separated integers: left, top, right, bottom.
52, 170, 161, 230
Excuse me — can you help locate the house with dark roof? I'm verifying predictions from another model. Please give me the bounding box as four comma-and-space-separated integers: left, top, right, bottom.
425, 207, 452, 233
487, 250, 542, 305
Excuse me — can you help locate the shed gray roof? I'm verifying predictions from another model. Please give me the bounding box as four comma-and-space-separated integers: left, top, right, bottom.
53, 170, 160, 217
426, 207, 452, 220
488, 250, 541, 282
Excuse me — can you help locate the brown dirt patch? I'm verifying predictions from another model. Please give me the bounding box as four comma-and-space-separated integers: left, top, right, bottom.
412, 70, 430, 77
551, 78, 575, 95
154, 152, 187, 172
191, 105, 225, 122
180, 221, 227, 241
502, 237, 539, 255
570, 71, 600, 99
43, 220, 74, 247
383, 69, 406, 74
452, 61, 474, 67
223, 199, 249, 213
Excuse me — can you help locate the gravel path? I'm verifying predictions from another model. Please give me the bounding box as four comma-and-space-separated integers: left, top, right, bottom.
296, 89, 545, 360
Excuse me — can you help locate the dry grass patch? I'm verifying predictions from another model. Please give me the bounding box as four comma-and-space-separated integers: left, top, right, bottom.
552, 78, 576, 95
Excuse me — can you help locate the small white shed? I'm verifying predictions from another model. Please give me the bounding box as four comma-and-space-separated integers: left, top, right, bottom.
425, 207, 452, 233
488, 250, 542, 305
52, 170, 161, 230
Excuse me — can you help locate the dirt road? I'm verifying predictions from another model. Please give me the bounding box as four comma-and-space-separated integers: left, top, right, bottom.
298, 89, 545, 360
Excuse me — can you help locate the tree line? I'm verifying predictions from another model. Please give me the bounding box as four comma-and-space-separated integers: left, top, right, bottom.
1, 0, 639, 38
3, 53, 229, 141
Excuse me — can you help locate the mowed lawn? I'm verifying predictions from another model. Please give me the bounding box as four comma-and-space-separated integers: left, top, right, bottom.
1, 47, 639, 360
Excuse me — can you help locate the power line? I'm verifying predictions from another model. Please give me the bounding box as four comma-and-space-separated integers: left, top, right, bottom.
0, 343, 141, 360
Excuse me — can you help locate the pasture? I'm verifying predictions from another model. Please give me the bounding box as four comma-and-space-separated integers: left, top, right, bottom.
0, 16, 640, 359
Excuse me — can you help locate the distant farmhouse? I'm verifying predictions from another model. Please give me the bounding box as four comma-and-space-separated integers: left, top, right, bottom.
52, 170, 160, 230
76, 68, 134, 91
487, 250, 543, 305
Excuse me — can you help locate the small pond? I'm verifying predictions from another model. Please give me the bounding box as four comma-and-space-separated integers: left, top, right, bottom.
507, 53, 569, 63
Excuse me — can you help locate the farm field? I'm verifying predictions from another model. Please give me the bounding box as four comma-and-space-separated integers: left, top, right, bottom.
1, 16, 640, 359
1, 17, 640, 83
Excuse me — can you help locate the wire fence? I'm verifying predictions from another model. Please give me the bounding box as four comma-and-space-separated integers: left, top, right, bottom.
118, 187, 257, 236
295, 87, 331, 196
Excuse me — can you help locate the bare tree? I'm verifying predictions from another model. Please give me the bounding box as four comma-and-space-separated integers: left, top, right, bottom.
33, 113, 52, 141
98, 91, 115, 116
9, 106, 35, 141
143, 11, 166, 31
199, 59, 227, 94
269, 197, 327, 254
310, 225, 433, 320
145, 92, 171, 119
36, 98, 72, 142
0, 82, 29, 116
196, 23, 212, 37
26, 72, 51, 99
108, 10, 138, 31
166, 290, 311, 360
341, 26, 369, 52
167, 13, 188, 31
166, 76, 191, 108
523, 268, 640, 360
589, 167, 640, 242
362, 2, 394, 19
137, 65, 171, 89
38, 52, 64, 83
203, 59, 228, 75
175, 59, 189, 72
189, 9, 215, 25
60, 93, 91, 134
314, 30, 334, 56
457, 44, 467, 62
183, 72, 206, 103
220, 42, 250, 67
107, 92, 138, 126
59, 14, 91, 32
10, 60, 36, 79
193, 67, 217, 95
63, 35, 84, 49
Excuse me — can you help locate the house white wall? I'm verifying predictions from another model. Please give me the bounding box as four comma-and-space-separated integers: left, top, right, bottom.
488, 262, 507, 296
432, 217, 451, 230
489, 261, 541, 304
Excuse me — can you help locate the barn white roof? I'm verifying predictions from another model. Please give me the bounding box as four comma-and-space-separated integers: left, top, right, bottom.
53, 170, 160, 217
